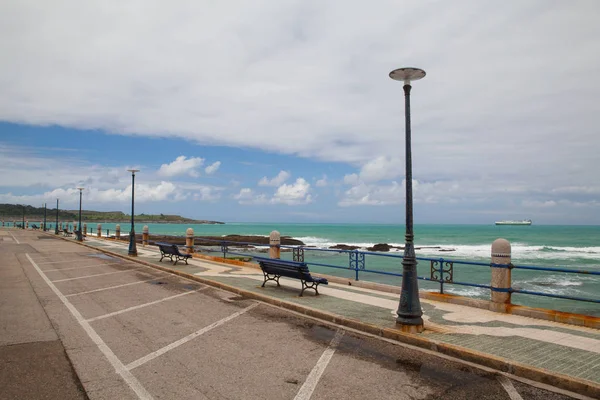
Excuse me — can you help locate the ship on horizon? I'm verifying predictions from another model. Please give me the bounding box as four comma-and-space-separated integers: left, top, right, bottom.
495, 219, 532, 226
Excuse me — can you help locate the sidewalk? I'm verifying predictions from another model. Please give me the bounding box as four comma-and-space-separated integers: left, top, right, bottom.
74, 235, 600, 396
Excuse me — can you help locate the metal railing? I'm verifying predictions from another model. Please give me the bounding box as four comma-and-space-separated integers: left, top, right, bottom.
192, 238, 600, 306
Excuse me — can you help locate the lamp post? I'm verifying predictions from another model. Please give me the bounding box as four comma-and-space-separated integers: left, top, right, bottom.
22, 205, 25, 229
389, 67, 426, 333
127, 169, 139, 256
77, 188, 84, 241
55, 199, 59, 235
43, 203, 47, 231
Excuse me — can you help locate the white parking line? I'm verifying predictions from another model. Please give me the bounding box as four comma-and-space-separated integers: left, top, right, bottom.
25, 253, 154, 400
37, 259, 93, 265
126, 302, 260, 371
8, 231, 20, 244
66, 277, 164, 297
52, 269, 138, 282
294, 329, 345, 400
44, 262, 124, 272
87, 287, 208, 322
497, 376, 524, 400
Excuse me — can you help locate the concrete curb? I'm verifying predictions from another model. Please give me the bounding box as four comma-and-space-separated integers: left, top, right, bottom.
47, 234, 599, 398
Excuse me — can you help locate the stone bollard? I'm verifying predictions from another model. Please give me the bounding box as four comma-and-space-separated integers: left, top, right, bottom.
97, 224, 102, 238
269, 230, 281, 259
142, 225, 149, 247
26, 221, 29, 229
83, 223, 87, 236
115, 224, 121, 240
59, 222, 63, 231
74, 222, 78, 232
491, 238, 512, 311
186, 228, 194, 254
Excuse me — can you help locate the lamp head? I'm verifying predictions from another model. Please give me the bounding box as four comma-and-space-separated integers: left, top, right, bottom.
389, 67, 426, 85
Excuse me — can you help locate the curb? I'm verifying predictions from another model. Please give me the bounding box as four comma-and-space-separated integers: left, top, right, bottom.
47, 233, 600, 398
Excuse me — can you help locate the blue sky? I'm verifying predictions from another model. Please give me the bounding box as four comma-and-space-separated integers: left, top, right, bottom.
1, 1, 599, 224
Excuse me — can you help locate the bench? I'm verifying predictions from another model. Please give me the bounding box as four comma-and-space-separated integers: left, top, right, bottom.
254, 256, 328, 296
63, 230, 73, 237
156, 242, 192, 265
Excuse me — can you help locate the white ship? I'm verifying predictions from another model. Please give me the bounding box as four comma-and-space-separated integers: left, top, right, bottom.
495, 219, 532, 226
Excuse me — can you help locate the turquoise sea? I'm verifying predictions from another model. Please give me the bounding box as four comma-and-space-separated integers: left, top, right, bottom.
84, 222, 600, 316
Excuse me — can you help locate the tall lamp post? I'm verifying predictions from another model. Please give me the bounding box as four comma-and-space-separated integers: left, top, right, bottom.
22, 205, 25, 229
55, 199, 59, 235
43, 203, 47, 231
389, 67, 426, 333
127, 169, 139, 256
77, 188, 84, 241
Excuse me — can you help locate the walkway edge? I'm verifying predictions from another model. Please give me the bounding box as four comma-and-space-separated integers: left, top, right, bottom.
52, 235, 600, 398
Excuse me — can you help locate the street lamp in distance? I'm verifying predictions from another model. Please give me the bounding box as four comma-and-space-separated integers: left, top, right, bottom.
389, 67, 426, 333
77, 187, 84, 241
127, 169, 140, 256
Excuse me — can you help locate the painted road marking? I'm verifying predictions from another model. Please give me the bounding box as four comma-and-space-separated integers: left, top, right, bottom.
497, 376, 524, 400
8, 231, 20, 244
37, 259, 93, 265
52, 269, 139, 282
44, 262, 124, 272
66, 277, 164, 297
126, 303, 260, 371
294, 329, 345, 400
25, 253, 154, 400
87, 287, 208, 322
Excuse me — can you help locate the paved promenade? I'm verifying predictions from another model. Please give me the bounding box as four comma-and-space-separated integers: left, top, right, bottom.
1, 228, 598, 399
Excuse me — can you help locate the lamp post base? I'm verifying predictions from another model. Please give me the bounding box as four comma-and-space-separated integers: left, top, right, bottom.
128, 231, 138, 256
395, 322, 424, 333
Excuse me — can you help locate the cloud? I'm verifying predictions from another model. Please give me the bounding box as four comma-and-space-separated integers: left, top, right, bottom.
204, 161, 221, 175
315, 175, 328, 187
272, 178, 312, 205
258, 170, 290, 187
158, 156, 204, 178
358, 156, 402, 183
233, 188, 268, 205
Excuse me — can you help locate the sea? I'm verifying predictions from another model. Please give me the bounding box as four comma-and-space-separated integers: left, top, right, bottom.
86, 222, 600, 316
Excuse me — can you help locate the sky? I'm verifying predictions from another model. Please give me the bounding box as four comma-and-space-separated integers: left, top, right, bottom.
0, 0, 599, 224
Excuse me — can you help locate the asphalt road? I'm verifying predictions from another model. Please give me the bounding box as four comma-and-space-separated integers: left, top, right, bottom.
0, 230, 585, 400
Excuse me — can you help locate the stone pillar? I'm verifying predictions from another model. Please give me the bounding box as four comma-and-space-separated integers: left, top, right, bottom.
142, 225, 149, 247
97, 224, 102, 238
25, 221, 29, 229
491, 238, 512, 311
186, 228, 194, 254
115, 224, 121, 240
83, 223, 87, 236
59, 222, 63, 231
269, 230, 281, 259
74, 222, 78, 232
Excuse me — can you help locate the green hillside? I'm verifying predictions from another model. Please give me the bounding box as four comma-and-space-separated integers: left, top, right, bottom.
0, 204, 223, 224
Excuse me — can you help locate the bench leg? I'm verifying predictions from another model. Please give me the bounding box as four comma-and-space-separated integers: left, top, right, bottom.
300, 280, 320, 297
159, 253, 165, 262
261, 272, 280, 287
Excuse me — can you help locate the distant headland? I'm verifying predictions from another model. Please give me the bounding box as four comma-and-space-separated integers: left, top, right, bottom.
0, 203, 224, 224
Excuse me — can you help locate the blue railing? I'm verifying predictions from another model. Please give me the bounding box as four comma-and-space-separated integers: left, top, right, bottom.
193, 238, 600, 305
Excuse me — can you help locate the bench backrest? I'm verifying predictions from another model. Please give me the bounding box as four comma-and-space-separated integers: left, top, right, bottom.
255, 257, 311, 280
156, 242, 187, 256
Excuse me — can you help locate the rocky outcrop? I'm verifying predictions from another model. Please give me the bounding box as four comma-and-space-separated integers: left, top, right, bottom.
367, 243, 391, 252
329, 244, 361, 251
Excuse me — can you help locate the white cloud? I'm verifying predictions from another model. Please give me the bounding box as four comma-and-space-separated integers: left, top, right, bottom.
315, 175, 328, 187
343, 173, 360, 185
358, 156, 402, 183
258, 170, 290, 187
272, 178, 312, 205
233, 188, 268, 205
158, 156, 204, 178
204, 161, 221, 175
